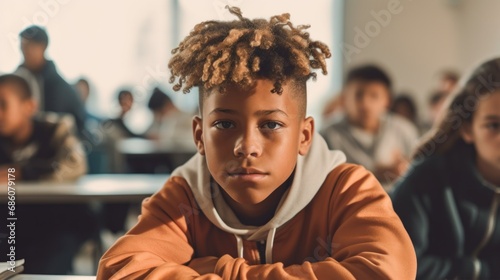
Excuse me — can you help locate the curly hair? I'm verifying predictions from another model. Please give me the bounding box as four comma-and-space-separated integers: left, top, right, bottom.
168, 6, 331, 98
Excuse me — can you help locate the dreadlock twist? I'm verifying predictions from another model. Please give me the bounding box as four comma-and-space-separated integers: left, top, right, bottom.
168, 6, 331, 95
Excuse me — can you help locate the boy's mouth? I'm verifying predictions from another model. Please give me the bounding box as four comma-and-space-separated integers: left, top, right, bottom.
227, 167, 269, 181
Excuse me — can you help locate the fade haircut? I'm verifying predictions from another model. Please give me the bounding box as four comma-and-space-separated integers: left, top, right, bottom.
167, 6, 331, 116
0, 74, 33, 100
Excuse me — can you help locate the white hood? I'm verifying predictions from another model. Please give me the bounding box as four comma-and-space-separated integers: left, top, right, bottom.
171, 132, 346, 263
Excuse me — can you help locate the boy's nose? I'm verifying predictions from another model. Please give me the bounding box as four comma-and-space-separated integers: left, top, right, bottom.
233, 130, 262, 158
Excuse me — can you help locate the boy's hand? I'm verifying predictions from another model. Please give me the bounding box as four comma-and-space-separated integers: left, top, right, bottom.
188, 256, 219, 275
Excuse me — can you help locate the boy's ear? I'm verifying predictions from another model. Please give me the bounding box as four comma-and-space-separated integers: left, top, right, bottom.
192, 116, 205, 155
460, 122, 474, 144
298, 117, 314, 156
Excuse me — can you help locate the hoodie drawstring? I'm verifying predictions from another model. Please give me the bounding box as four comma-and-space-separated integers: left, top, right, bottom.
265, 227, 276, 264
235, 234, 244, 258
234, 227, 277, 264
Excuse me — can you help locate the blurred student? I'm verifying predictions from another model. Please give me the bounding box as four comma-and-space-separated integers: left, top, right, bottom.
438, 69, 460, 95
145, 87, 193, 148
0, 74, 86, 181
98, 7, 416, 279
391, 94, 418, 125
74, 77, 102, 124
392, 58, 500, 279
105, 89, 141, 138
15, 25, 86, 135
0, 74, 94, 274
321, 65, 419, 190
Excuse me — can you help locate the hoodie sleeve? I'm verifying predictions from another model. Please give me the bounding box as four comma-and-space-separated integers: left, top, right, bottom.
211, 165, 417, 280
97, 177, 222, 280
98, 165, 415, 280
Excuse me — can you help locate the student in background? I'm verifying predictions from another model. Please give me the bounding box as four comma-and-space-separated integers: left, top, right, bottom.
392, 58, 500, 279
420, 70, 461, 133
105, 89, 141, 138
0, 74, 86, 181
0, 74, 94, 274
15, 25, 86, 136
438, 69, 460, 95
98, 7, 416, 279
391, 94, 418, 126
145, 87, 194, 148
321, 65, 419, 191
74, 77, 102, 124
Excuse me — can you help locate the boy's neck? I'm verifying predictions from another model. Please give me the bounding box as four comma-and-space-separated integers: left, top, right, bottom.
11, 121, 34, 147
221, 175, 293, 226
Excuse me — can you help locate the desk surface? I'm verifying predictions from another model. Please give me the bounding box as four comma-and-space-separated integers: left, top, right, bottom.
118, 138, 197, 155
0, 174, 168, 203
12, 275, 95, 280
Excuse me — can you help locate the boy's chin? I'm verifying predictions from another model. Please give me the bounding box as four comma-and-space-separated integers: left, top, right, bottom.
225, 189, 273, 206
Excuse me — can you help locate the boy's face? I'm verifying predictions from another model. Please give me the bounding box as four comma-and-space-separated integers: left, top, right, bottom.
20, 38, 46, 71
342, 81, 390, 127
0, 84, 36, 137
119, 94, 133, 113
75, 81, 90, 103
193, 79, 313, 206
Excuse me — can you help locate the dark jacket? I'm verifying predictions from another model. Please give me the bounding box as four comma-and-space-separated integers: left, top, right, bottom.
18, 60, 86, 135
0, 116, 86, 181
392, 144, 500, 279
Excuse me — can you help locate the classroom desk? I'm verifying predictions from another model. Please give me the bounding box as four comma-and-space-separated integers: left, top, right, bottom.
11, 275, 95, 280
0, 174, 168, 273
0, 174, 168, 204
118, 138, 196, 173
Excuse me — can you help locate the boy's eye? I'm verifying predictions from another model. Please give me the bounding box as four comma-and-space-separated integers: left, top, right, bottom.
485, 122, 500, 131
214, 121, 235, 129
261, 121, 283, 130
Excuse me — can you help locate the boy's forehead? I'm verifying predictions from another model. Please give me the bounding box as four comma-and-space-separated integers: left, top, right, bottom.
202, 81, 301, 111
0, 83, 16, 94
0, 83, 28, 101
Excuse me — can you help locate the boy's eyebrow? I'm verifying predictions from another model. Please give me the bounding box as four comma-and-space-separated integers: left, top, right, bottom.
209, 108, 289, 117
484, 115, 500, 120
209, 108, 239, 115
255, 109, 289, 117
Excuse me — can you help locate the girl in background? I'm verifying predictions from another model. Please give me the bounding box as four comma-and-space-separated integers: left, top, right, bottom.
392, 58, 500, 279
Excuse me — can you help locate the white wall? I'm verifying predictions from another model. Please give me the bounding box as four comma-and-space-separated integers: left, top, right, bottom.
456, 0, 500, 73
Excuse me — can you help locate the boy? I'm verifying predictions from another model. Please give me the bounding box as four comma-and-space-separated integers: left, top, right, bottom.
321, 65, 419, 190
0, 74, 86, 181
98, 7, 416, 279
0, 74, 92, 274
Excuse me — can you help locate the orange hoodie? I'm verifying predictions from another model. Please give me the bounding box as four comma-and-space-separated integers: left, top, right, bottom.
97, 134, 416, 279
